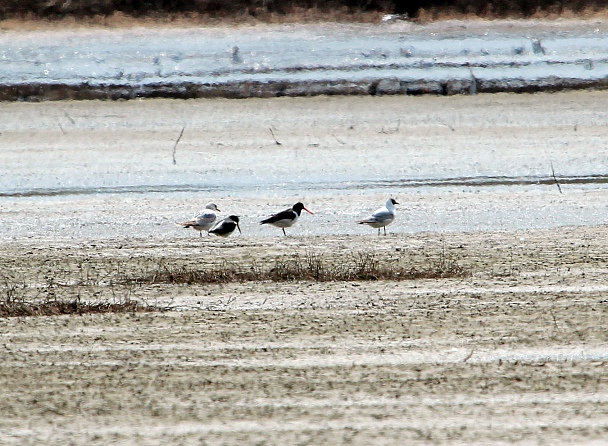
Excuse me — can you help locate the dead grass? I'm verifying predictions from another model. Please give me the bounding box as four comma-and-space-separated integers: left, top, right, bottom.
0, 8, 384, 30
416, 5, 608, 22
0, 298, 154, 317
1, 2, 607, 30
16, 11, 380, 30
0, 250, 468, 317
0, 270, 155, 317
127, 251, 469, 285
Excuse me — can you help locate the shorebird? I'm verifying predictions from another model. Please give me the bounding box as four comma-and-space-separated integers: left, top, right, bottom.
260, 202, 314, 236
358, 198, 399, 236
209, 215, 241, 237
177, 202, 220, 237
231, 46, 243, 64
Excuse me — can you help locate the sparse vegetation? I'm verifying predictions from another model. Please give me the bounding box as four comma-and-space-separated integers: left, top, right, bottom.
121, 251, 469, 284
0, 269, 155, 317
0, 250, 468, 317
0, 298, 154, 317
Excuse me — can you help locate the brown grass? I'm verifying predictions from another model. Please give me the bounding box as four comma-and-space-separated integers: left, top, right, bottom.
416, 4, 608, 22
0, 270, 155, 317
0, 9, 385, 30
1, 251, 468, 317
0, 1, 607, 30
127, 251, 469, 285
0, 299, 154, 317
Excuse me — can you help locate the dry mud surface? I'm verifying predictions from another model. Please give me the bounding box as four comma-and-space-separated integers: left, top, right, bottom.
1, 227, 608, 445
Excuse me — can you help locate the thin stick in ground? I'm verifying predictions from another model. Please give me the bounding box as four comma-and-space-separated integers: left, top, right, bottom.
172, 126, 185, 165
269, 127, 282, 145
550, 162, 562, 194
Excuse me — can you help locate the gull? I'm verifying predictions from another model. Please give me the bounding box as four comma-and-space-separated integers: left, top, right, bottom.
177, 202, 220, 237
358, 198, 399, 235
209, 215, 241, 237
260, 202, 314, 236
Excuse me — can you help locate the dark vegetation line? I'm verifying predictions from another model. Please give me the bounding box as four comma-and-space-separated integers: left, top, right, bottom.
0, 252, 469, 317
127, 252, 469, 285
0, 300, 155, 318
0, 0, 606, 22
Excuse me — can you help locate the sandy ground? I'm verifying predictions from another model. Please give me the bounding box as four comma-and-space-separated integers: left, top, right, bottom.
1, 226, 608, 445
1, 91, 608, 444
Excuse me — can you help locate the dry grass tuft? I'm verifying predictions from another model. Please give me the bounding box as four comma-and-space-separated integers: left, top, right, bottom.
0, 299, 153, 318
127, 251, 469, 285
0, 250, 468, 317
0, 270, 155, 318
2, 1, 607, 29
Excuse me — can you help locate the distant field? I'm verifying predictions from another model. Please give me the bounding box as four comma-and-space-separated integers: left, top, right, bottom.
1, 0, 607, 25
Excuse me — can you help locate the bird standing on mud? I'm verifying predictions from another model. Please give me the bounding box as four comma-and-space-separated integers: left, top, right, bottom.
209, 215, 242, 237
358, 198, 398, 235
260, 202, 314, 236
177, 202, 220, 237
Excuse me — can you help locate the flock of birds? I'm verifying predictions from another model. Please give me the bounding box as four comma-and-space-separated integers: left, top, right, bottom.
177, 198, 399, 237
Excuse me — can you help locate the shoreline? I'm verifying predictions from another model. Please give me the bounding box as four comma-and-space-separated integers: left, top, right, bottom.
2, 18, 608, 102
4, 75, 608, 102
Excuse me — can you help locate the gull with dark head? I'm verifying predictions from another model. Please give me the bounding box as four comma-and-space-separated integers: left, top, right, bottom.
209, 215, 241, 237
177, 202, 220, 237
358, 198, 399, 236
260, 202, 314, 236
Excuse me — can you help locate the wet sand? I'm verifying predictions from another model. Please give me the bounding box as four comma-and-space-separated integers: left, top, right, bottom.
3, 91, 608, 240
1, 92, 608, 444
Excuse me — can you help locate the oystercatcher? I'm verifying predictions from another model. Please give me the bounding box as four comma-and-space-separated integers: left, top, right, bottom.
260, 202, 314, 236
209, 215, 241, 237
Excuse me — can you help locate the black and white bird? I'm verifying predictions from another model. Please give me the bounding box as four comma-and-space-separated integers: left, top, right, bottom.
358, 198, 399, 236
260, 202, 314, 236
178, 202, 220, 237
209, 215, 241, 237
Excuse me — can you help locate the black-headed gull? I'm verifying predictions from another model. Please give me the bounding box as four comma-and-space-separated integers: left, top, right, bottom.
358, 198, 399, 235
178, 202, 220, 237
260, 202, 314, 236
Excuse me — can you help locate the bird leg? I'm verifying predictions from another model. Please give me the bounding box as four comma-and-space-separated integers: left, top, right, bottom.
282, 228, 287, 236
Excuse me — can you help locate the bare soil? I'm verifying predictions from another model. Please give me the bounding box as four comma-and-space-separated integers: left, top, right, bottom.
1, 226, 608, 444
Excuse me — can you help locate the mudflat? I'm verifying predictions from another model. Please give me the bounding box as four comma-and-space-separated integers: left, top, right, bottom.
2, 90, 608, 444
1, 225, 608, 444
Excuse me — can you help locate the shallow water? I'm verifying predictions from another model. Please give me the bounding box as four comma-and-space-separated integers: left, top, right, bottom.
1, 19, 608, 99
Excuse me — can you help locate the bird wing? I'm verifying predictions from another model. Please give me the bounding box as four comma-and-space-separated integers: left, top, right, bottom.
261, 208, 294, 225
371, 206, 393, 221
195, 210, 217, 225
359, 206, 394, 224
208, 219, 224, 232
209, 218, 235, 235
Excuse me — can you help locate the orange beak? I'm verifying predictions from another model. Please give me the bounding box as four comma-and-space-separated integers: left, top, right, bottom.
303, 207, 314, 215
